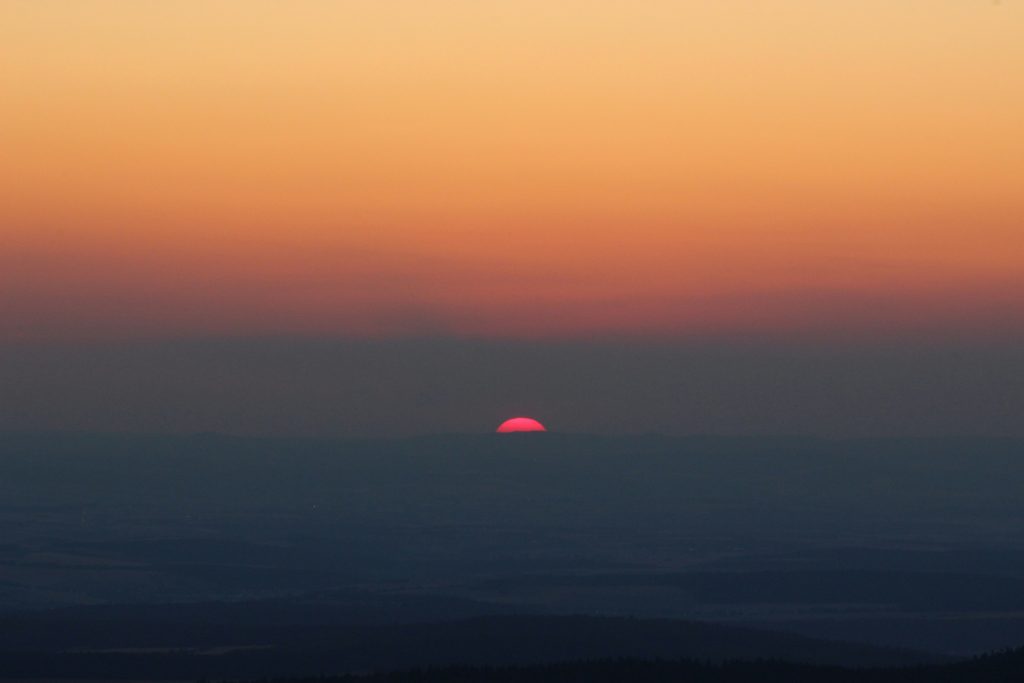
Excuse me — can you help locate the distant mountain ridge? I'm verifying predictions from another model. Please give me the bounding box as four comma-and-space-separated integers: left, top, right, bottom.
2, 431, 1023, 657
228, 647, 1024, 683
0, 614, 941, 680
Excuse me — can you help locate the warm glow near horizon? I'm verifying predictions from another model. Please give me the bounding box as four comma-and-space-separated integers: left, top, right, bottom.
3, 1, 1023, 343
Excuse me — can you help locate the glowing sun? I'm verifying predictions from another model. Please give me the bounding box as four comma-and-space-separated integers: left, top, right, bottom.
496, 417, 548, 433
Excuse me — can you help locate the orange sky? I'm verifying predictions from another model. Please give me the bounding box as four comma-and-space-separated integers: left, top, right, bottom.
3, 1, 1023, 342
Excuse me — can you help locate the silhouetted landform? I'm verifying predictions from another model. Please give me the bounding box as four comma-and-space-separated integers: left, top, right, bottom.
3, 433, 1023, 523
0, 615, 938, 680
479, 570, 1024, 612
230, 648, 1024, 683
2, 432, 1024, 657
0, 592, 519, 651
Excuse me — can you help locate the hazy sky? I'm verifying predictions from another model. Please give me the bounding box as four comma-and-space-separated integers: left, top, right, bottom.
3, 338, 1022, 437
2, 2, 1022, 435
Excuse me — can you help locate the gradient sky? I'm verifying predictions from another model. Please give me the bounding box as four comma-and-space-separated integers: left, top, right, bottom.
4, 0, 1023, 342
2, 2, 1022, 435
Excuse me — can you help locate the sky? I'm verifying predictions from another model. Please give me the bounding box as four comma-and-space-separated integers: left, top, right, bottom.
2, 2, 1022, 436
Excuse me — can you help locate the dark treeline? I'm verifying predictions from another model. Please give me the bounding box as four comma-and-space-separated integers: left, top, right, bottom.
234, 650, 1024, 683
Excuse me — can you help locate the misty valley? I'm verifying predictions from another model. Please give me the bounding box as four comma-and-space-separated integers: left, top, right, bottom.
1, 433, 1023, 680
